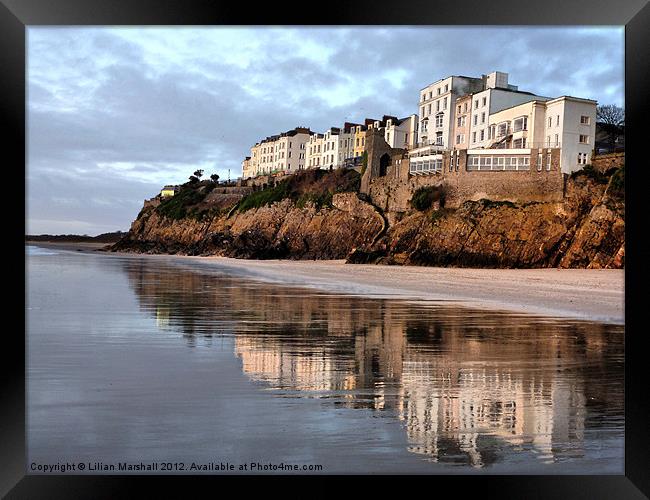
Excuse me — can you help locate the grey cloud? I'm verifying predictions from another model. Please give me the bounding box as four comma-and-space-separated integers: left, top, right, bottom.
27, 27, 623, 235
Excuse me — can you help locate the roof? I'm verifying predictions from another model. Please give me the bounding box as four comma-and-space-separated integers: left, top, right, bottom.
419, 75, 482, 91
545, 95, 598, 105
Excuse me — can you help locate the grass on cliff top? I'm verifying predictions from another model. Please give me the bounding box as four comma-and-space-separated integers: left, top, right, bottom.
156, 180, 215, 220
237, 168, 360, 213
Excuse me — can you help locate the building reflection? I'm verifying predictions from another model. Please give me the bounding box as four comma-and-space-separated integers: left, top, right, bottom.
124, 259, 623, 468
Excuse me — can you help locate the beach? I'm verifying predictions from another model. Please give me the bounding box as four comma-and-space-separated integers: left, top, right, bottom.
184, 257, 625, 324
26, 243, 624, 324
26, 244, 625, 473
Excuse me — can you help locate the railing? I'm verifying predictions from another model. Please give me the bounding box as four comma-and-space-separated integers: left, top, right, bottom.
409, 159, 443, 175
415, 139, 445, 148
483, 141, 561, 150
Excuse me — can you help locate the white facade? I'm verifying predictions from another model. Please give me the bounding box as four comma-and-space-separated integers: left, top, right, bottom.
337, 127, 355, 166
543, 96, 597, 174
418, 75, 484, 149
306, 134, 324, 169
271, 128, 310, 174
321, 128, 340, 169
486, 96, 597, 174
385, 115, 417, 150
245, 127, 311, 177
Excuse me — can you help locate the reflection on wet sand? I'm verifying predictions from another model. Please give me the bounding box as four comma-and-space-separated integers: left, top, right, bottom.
125, 259, 624, 469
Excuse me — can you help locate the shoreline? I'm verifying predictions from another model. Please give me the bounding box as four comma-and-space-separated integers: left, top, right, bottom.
27, 243, 625, 325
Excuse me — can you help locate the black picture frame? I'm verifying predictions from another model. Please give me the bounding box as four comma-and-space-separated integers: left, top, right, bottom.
6, 0, 649, 496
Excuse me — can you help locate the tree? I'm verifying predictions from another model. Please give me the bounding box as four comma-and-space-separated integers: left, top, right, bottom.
210, 173, 220, 183
597, 105, 625, 151
597, 104, 624, 126
193, 169, 204, 179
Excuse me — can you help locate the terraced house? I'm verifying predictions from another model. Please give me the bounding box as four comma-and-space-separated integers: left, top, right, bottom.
240, 69, 597, 186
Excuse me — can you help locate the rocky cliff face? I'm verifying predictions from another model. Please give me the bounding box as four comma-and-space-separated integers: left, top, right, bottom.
112, 168, 624, 269
112, 192, 384, 260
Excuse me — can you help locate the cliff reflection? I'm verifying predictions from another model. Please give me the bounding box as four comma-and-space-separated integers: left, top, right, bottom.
124, 259, 624, 468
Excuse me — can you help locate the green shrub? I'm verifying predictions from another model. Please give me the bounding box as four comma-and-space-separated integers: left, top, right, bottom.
156, 184, 210, 220
430, 208, 451, 223
570, 164, 608, 184
477, 198, 517, 209
237, 180, 291, 212
360, 151, 368, 176
237, 169, 359, 213
296, 191, 333, 209
410, 185, 445, 211
608, 165, 624, 197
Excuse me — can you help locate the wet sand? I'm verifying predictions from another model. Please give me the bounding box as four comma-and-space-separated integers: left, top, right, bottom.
26, 243, 625, 324
26, 241, 112, 252
189, 257, 625, 324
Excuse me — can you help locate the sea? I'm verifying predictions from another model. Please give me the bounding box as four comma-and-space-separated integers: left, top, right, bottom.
26, 245, 624, 474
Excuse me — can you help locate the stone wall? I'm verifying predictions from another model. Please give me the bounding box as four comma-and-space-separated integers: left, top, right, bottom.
367, 147, 564, 214
591, 152, 624, 172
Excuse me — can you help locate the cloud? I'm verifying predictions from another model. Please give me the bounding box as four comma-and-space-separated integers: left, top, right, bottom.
27, 26, 623, 234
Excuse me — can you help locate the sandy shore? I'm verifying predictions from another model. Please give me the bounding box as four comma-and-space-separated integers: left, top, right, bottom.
26, 241, 112, 252
27, 242, 624, 324
183, 257, 624, 324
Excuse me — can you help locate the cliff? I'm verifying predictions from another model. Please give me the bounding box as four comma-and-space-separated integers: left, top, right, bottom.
111, 166, 624, 269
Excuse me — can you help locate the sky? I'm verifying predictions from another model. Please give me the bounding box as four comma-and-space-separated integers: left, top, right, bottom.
27, 26, 624, 235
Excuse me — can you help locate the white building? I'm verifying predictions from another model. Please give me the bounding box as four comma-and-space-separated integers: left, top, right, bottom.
417, 75, 485, 149
321, 127, 340, 169
384, 114, 418, 150
306, 133, 324, 169
468, 72, 550, 149
337, 124, 357, 166
543, 96, 597, 173
271, 127, 311, 174
483, 96, 597, 173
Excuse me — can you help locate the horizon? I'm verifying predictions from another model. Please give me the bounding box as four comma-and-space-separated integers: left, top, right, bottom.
27, 26, 624, 236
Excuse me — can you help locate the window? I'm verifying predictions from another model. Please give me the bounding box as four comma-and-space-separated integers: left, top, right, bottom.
456, 135, 461, 145
480, 130, 485, 141
457, 116, 462, 127
579, 134, 589, 144
481, 112, 486, 124
578, 152, 588, 165
475, 99, 479, 109
428, 104, 432, 115
498, 123, 507, 137
537, 153, 543, 171
436, 100, 440, 112
443, 97, 448, 109
444, 84, 449, 92
458, 105, 462, 114
556, 115, 560, 126
435, 131, 443, 145
437, 88, 441, 95
435, 113, 444, 128
546, 136, 551, 147
548, 117, 552, 128
482, 97, 487, 107
474, 115, 478, 126
580, 115, 590, 125
555, 134, 559, 146
464, 102, 468, 112
513, 116, 528, 132
421, 106, 425, 117
513, 138, 523, 148
472, 132, 477, 143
